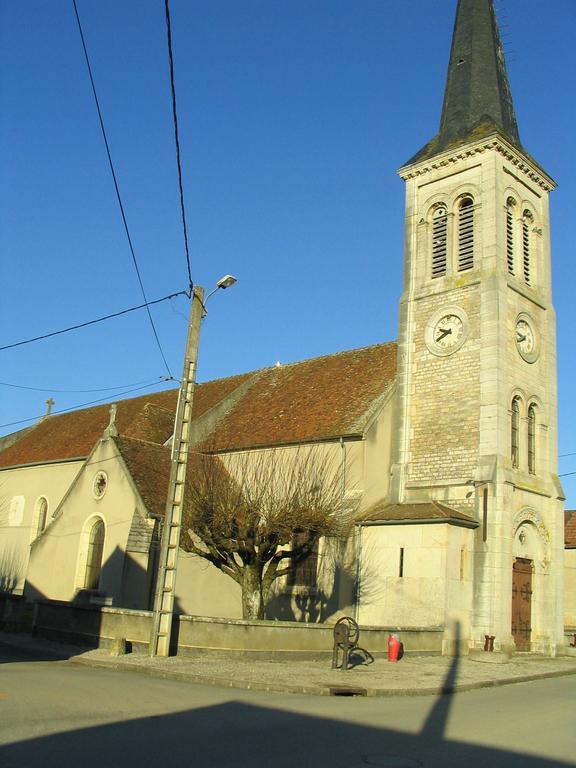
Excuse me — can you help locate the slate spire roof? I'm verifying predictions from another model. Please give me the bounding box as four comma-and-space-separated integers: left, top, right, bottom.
407, 0, 521, 165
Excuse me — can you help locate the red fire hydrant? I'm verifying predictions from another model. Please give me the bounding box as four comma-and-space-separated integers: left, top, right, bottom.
388, 633, 401, 662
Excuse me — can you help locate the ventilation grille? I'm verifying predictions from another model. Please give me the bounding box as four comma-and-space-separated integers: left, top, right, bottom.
506, 208, 515, 274
522, 217, 531, 285
431, 207, 447, 278
458, 199, 474, 271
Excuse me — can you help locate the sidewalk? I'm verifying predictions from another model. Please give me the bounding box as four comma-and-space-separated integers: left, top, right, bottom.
2, 632, 576, 697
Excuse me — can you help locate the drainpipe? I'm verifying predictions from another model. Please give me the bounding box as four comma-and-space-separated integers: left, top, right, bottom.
339, 437, 346, 500
354, 524, 363, 623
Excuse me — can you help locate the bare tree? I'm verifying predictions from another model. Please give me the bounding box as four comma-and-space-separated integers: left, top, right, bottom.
180, 447, 355, 620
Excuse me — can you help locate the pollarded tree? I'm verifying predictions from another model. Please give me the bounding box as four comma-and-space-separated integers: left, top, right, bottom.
180, 447, 355, 620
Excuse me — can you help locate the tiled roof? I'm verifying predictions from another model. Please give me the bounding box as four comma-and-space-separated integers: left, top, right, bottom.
114, 437, 172, 518
204, 343, 397, 451
565, 511, 576, 549
115, 436, 227, 522
359, 501, 477, 528
0, 343, 396, 468
0, 371, 255, 470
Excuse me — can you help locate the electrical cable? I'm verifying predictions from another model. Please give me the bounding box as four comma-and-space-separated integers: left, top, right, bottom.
164, 0, 193, 291
72, 0, 174, 378
0, 381, 178, 431
0, 376, 170, 394
0, 289, 188, 351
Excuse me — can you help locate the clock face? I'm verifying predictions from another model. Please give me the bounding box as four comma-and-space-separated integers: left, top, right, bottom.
433, 314, 464, 351
515, 316, 538, 362
425, 306, 468, 356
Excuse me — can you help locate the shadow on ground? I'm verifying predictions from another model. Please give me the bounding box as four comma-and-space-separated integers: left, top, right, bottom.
0, 626, 571, 768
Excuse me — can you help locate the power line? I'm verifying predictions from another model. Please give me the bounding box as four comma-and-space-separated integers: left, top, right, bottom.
559, 452, 576, 459
0, 381, 178, 431
0, 289, 188, 352
72, 0, 174, 378
164, 0, 193, 290
559, 471, 576, 478
0, 376, 169, 394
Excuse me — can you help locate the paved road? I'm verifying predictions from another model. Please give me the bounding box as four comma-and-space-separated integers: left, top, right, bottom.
0, 645, 574, 768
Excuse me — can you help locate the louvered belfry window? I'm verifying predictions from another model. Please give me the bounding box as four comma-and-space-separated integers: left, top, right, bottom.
457, 196, 474, 271
522, 211, 533, 285
506, 198, 516, 275
431, 205, 448, 278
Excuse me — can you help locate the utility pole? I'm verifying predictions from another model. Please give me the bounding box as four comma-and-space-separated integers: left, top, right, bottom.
149, 285, 204, 657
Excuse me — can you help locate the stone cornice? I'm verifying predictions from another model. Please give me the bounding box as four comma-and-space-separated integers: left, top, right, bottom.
398, 134, 555, 192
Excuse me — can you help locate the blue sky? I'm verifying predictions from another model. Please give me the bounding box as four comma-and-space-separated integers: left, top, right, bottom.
1, 1, 575, 503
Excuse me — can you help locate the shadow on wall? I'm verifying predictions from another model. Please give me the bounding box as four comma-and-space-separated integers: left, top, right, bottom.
25, 545, 156, 612
20, 546, 184, 656
0, 625, 564, 768
265, 538, 385, 622
0, 547, 25, 594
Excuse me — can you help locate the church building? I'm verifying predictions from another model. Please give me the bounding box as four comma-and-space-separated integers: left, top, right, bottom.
0, 0, 567, 655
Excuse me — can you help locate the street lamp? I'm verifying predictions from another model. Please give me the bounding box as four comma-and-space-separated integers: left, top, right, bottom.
149, 275, 237, 657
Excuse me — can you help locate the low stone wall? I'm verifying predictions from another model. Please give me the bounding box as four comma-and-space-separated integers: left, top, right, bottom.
1, 596, 445, 656
0, 594, 34, 632
177, 615, 443, 656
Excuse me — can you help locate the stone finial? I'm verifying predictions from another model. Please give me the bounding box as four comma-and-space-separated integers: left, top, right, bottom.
45, 397, 55, 416
104, 403, 118, 438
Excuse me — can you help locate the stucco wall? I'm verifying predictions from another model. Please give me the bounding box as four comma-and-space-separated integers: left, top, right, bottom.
357, 523, 473, 636
565, 549, 576, 629
0, 460, 83, 593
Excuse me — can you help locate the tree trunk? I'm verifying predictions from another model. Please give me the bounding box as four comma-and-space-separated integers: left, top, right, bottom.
241, 564, 265, 620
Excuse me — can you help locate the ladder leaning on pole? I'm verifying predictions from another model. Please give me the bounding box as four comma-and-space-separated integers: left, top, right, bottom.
149, 285, 204, 657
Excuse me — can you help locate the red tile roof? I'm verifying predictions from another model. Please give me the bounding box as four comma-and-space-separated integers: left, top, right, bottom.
204, 343, 397, 451
115, 437, 172, 518
115, 436, 227, 521
565, 511, 576, 549
0, 389, 178, 469
359, 501, 477, 527
0, 343, 397, 468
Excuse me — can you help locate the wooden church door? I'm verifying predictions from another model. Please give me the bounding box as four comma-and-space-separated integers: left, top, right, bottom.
511, 558, 533, 650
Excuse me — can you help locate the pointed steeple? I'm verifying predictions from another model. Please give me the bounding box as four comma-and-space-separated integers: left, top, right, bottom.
407, 0, 521, 165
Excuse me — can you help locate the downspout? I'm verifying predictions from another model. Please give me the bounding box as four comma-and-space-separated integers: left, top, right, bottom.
354, 523, 363, 623
339, 436, 347, 499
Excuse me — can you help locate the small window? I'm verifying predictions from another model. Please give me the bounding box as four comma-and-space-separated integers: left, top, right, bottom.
35, 497, 48, 538
431, 206, 448, 278
93, 472, 108, 499
511, 396, 521, 469
84, 518, 105, 590
398, 547, 404, 578
457, 196, 474, 271
522, 211, 533, 285
506, 198, 516, 275
289, 531, 318, 588
528, 404, 536, 474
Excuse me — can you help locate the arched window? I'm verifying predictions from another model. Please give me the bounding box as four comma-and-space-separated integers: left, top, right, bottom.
457, 196, 474, 271
527, 404, 536, 474
431, 205, 448, 278
506, 197, 516, 275
522, 210, 533, 285
36, 498, 48, 538
511, 396, 521, 469
84, 518, 105, 590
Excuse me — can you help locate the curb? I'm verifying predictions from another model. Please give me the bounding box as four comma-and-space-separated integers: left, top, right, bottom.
68, 654, 576, 698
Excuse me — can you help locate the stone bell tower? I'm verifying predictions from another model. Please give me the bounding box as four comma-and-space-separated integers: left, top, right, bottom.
391, 0, 564, 653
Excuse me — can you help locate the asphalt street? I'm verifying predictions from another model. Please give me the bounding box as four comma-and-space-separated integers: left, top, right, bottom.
0, 644, 575, 768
